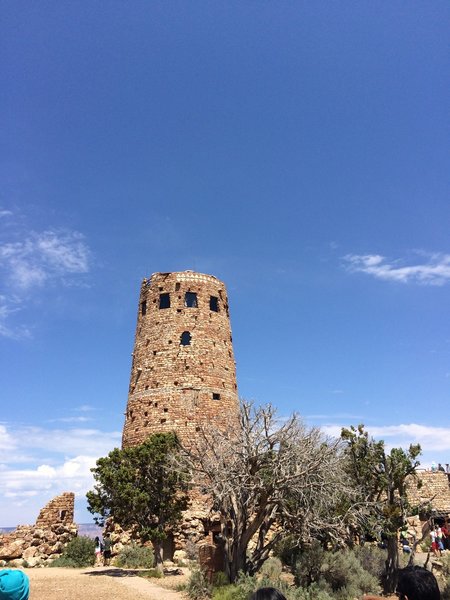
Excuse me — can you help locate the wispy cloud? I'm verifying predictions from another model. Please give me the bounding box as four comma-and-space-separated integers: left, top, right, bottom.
344, 252, 450, 286
47, 416, 93, 424
0, 230, 90, 290
0, 216, 92, 338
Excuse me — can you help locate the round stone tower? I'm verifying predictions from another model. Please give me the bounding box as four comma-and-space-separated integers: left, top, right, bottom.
122, 271, 239, 448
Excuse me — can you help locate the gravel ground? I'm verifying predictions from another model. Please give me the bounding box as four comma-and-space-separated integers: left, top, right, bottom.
26, 567, 187, 600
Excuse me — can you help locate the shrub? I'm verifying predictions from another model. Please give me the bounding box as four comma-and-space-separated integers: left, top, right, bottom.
115, 544, 155, 569
187, 568, 212, 600
441, 579, 450, 600
260, 557, 283, 581
293, 541, 325, 587
353, 545, 386, 580
440, 553, 450, 579
50, 536, 95, 568
320, 550, 381, 599
291, 584, 333, 600
274, 535, 301, 567
138, 568, 163, 579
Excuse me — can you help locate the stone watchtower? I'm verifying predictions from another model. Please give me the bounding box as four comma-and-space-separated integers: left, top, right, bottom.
122, 271, 239, 449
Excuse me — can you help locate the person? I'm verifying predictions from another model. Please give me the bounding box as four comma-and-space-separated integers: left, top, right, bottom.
0, 569, 30, 600
436, 525, 444, 553
94, 536, 103, 566
102, 534, 112, 566
441, 522, 449, 551
250, 588, 287, 600
430, 528, 440, 558
396, 566, 440, 600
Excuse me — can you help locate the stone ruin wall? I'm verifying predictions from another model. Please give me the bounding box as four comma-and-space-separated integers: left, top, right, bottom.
122, 271, 239, 449
0, 492, 78, 567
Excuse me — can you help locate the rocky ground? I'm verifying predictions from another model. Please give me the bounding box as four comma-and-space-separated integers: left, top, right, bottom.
27, 566, 188, 600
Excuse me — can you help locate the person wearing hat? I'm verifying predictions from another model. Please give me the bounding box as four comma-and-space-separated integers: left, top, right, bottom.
0, 569, 29, 600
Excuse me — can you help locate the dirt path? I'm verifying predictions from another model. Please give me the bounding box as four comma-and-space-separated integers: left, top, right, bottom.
27, 567, 186, 600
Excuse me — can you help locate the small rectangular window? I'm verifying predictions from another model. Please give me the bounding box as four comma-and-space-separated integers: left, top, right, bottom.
209, 296, 219, 312
213, 393, 221, 400
185, 292, 198, 308
159, 293, 170, 309
141, 300, 147, 316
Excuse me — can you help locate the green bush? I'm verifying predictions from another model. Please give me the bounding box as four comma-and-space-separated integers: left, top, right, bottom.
273, 535, 301, 567
260, 557, 283, 581
50, 536, 95, 568
293, 541, 325, 587
138, 568, 163, 579
320, 550, 381, 599
290, 584, 333, 600
187, 568, 212, 600
441, 579, 450, 600
115, 543, 155, 568
353, 545, 386, 580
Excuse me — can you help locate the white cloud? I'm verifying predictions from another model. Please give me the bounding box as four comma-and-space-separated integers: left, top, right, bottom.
322, 423, 450, 453
344, 252, 450, 285
0, 423, 121, 525
0, 425, 121, 460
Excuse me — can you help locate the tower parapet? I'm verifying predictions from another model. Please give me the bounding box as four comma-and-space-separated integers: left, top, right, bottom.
122, 271, 239, 448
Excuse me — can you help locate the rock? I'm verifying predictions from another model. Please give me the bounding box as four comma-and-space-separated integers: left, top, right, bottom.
26, 557, 41, 567
173, 550, 187, 563
0, 540, 24, 560
23, 546, 38, 559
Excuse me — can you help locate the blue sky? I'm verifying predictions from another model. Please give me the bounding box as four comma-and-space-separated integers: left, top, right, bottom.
1, 2, 449, 526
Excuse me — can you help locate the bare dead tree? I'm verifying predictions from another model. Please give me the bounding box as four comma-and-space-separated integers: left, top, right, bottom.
176, 400, 353, 583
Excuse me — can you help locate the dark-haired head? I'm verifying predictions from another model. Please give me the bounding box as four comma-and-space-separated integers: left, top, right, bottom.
250, 588, 287, 600
396, 566, 440, 600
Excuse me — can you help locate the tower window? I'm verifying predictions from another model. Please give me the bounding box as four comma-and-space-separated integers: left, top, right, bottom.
159, 293, 170, 309
209, 296, 219, 312
180, 331, 191, 346
185, 292, 198, 308
141, 300, 147, 316
213, 393, 221, 400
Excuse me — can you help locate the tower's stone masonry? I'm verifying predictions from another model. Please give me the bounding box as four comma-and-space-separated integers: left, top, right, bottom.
122, 271, 239, 449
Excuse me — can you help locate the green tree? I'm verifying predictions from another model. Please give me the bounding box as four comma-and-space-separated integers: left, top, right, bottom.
341, 424, 421, 594
86, 432, 189, 570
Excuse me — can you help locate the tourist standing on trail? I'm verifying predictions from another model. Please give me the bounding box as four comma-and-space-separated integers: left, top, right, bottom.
102, 534, 112, 566
430, 528, 440, 558
0, 569, 29, 600
94, 536, 103, 566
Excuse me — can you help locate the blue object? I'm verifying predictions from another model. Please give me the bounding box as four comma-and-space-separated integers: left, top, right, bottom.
0, 570, 30, 600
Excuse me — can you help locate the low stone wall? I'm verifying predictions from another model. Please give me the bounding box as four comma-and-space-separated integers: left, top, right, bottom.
0, 492, 78, 567
104, 495, 220, 564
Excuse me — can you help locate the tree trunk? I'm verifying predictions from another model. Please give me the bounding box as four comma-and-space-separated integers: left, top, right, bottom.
226, 539, 247, 583
152, 541, 164, 573
384, 536, 399, 594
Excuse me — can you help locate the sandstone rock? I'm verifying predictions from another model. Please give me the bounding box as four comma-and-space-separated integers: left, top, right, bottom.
0, 540, 24, 560
173, 550, 187, 562
23, 546, 38, 559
